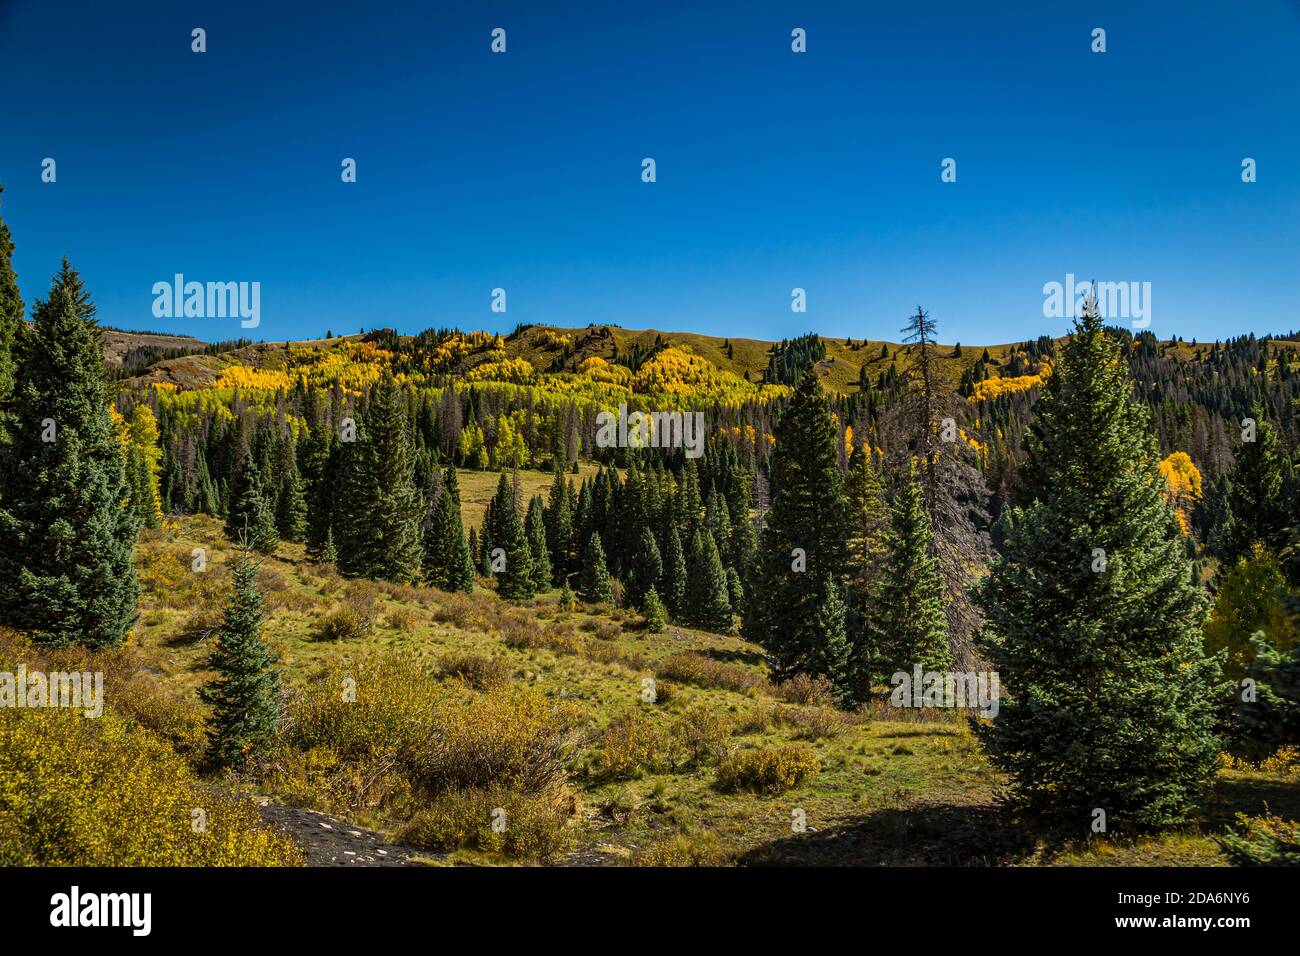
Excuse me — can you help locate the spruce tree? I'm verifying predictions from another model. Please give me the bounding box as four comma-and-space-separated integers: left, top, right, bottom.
0, 260, 139, 648
642, 585, 667, 633
1221, 410, 1290, 562
198, 548, 281, 769
686, 530, 733, 633
662, 525, 688, 619
302, 425, 337, 560
275, 465, 308, 542
225, 454, 279, 555
627, 526, 663, 610
526, 495, 552, 593
543, 466, 574, 585
489, 472, 534, 601
868, 460, 950, 682
743, 366, 847, 680
579, 531, 614, 604
810, 574, 853, 700
335, 377, 423, 582
441, 466, 475, 592
0, 184, 22, 446
976, 304, 1223, 829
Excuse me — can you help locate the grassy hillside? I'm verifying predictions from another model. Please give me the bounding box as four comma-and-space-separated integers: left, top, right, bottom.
118, 508, 1298, 866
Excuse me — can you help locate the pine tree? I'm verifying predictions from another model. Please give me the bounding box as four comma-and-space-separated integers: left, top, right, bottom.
526, 495, 552, 593
579, 531, 614, 604
810, 574, 853, 699
687, 530, 733, 633
662, 525, 688, 619
335, 377, 423, 582
302, 425, 337, 560
198, 548, 281, 769
489, 472, 534, 601
225, 454, 279, 554
543, 465, 574, 584
442, 466, 475, 592
868, 460, 950, 681
0, 184, 23, 446
275, 465, 308, 542
976, 304, 1223, 829
1221, 409, 1290, 562
743, 366, 848, 680
627, 526, 663, 610
642, 585, 667, 633
0, 260, 139, 648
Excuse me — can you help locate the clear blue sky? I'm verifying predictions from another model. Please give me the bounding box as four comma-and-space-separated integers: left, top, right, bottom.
1, 0, 1297, 346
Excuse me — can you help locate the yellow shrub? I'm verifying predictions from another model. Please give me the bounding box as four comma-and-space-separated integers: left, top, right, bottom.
0, 709, 301, 866
715, 746, 819, 794
657, 652, 764, 694
631, 830, 730, 867
598, 710, 666, 779
397, 786, 574, 862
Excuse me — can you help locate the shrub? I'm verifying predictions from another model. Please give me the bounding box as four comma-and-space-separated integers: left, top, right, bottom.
657, 652, 764, 694
385, 606, 419, 633
278, 657, 576, 816
774, 673, 837, 708
715, 746, 819, 794
597, 710, 666, 779
774, 704, 848, 741
1218, 812, 1300, 866
438, 652, 513, 690
0, 709, 301, 866
631, 830, 730, 867
668, 707, 735, 767
312, 604, 375, 642
397, 786, 574, 862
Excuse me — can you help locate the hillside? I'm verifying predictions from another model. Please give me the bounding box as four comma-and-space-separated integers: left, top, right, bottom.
120, 513, 1299, 866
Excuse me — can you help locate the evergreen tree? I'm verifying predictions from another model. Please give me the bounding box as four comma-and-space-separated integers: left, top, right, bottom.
198, 548, 281, 769
579, 531, 614, 604
686, 529, 733, 633
543, 465, 574, 584
627, 526, 663, 610
302, 425, 337, 560
526, 495, 552, 593
726, 565, 745, 615
225, 454, 279, 554
744, 366, 848, 680
810, 574, 853, 700
976, 304, 1223, 829
0, 184, 22, 447
442, 466, 475, 592
642, 585, 667, 633
868, 460, 950, 682
1221, 410, 1290, 562
334, 377, 423, 582
662, 525, 688, 619
488, 472, 534, 601
275, 464, 308, 542
0, 261, 139, 648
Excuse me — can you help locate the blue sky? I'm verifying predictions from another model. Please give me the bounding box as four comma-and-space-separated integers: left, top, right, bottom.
1, 0, 1297, 346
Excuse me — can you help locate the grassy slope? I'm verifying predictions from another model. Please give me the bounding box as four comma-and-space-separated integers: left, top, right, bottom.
133, 504, 1299, 866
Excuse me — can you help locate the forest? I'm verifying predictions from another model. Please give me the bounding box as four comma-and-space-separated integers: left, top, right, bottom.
1, 186, 1299, 866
